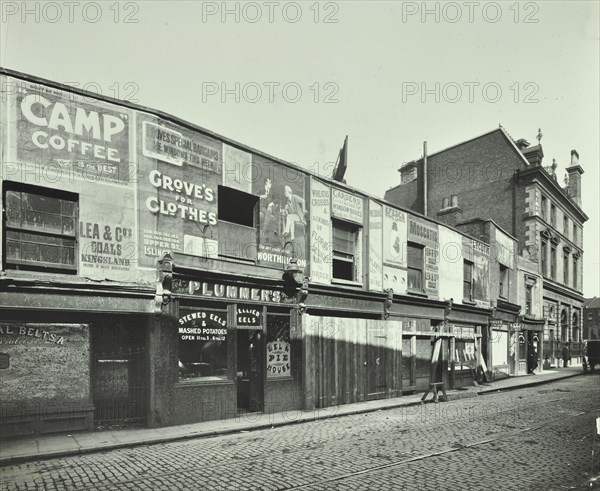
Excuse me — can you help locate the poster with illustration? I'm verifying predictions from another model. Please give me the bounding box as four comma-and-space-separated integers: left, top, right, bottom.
383, 206, 407, 293
252, 155, 308, 269
137, 114, 222, 267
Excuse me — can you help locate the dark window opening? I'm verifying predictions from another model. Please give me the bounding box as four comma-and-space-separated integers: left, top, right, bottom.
499, 264, 509, 299
525, 285, 533, 315
541, 239, 547, 277
3, 182, 78, 273
563, 252, 569, 285
218, 186, 258, 227
550, 245, 557, 280
407, 243, 424, 291
463, 260, 473, 300
332, 220, 359, 281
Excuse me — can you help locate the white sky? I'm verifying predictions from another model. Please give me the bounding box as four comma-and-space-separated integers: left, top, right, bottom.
1, 0, 599, 296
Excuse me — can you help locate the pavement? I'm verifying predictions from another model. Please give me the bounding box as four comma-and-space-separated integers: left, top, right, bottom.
0, 364, 587, 467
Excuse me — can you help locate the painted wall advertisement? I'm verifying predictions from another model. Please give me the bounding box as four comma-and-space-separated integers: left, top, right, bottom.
331, 188, 363, 224
0, 323, 90, 403
383, 205, 408, 293
408, 217, 439, 299
495, 228, 514, 268
252, 155, 308, 269
137, 114, 221, 267
463, 237, 490, 308
16, 82, 132, 185
310, 179, 332, 285
368, 200, 383, 292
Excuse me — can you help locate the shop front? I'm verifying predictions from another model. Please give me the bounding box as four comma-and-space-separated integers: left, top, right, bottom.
0, 281, 154, 439
151, 274, 303, 427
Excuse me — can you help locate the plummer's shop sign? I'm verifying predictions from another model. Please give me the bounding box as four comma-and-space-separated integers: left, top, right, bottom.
173, 280, 294, 304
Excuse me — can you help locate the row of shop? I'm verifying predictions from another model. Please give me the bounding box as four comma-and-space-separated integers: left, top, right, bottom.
0, 263, 543, 439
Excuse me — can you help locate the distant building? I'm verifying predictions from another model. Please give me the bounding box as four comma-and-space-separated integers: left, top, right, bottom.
385, 127, 588, 366
583, 297, 600, 340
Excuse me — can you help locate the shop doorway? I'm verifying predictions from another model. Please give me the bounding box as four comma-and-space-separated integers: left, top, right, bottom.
236, 330, 264, 413
366, 326, 387, 400
90, 320, 148, 428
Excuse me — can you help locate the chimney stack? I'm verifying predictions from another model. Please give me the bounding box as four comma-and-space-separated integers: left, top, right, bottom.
566, 149, 584, 207
437, 195, 462, 227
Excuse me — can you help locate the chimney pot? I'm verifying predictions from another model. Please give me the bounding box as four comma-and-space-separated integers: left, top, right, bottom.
442, 197, 450, 209
570, 150, 579, 166
451, 195, 458, 207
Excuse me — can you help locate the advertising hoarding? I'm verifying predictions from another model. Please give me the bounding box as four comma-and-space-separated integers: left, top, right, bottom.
252, 155, 308, 269
368, 200, 383, 292
408, 216, 439, 299
310, 178, 332, 284
137, 113, 221, 267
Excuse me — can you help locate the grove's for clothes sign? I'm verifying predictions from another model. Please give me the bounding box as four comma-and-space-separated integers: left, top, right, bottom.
331, 188, 363, 224
267, 341, 291, 377
16, 83, 131, 185
138, 114, 222, 267
310, 178, 332, 285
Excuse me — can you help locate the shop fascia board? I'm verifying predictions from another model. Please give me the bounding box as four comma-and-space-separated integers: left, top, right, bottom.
0, 274, 155, 297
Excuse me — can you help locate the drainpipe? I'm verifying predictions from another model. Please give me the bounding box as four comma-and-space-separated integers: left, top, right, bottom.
423, 141, 428, 216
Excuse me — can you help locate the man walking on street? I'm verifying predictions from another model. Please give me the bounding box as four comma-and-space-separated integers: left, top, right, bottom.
562, 342, 570, 367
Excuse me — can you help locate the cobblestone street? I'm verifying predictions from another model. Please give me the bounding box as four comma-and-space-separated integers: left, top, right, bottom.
1, 375, 599, 491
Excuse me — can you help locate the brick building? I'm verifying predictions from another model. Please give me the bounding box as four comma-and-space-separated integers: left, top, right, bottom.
385, 127, 588, 367
583, 297, 600, 340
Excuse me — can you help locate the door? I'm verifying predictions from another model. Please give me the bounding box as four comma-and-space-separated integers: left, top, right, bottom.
236, 330, 264, 412
366, 325, 387, 400
91, 320, 148, 428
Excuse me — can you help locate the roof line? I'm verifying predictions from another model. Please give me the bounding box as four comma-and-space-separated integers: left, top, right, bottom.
398, 126, 532, 171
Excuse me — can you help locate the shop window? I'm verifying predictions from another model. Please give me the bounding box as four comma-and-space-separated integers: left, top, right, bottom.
463, 260, 473, 300
3, 182, 77, 273
550, 245, 557, 280
178, 309, 229, 382
499, 264, 509, 299
332, 219, 359, 282
563, 252, 569, 285
550, 203, 556, 228
407, 242, 424, 291
540, 239, 547, 277
455, 338, 477, 370
266, 314, 291, 378
540, 195, 547, 220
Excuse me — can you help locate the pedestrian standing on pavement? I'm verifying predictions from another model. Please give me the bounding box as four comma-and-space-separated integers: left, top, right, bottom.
562, 342, 570, 367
